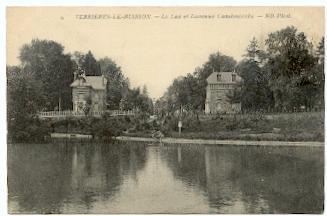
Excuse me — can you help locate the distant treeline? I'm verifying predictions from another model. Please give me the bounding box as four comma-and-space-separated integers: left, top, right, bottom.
157, 26, 324, 114
7, 39, 153, 142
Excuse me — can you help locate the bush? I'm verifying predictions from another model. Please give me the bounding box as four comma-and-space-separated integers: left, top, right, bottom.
90, 114, 131, 140
8, 116, 51, 143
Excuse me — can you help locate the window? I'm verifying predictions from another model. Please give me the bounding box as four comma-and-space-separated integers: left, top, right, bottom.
217, 74, 221, 82
232, 74, 236, 82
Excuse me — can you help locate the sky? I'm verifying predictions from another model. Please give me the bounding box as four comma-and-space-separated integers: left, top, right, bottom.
7, 7, 324, 98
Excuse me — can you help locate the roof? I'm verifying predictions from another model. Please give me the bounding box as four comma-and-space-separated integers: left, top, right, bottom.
206, 71, 241, 84
70, 75, 107, 90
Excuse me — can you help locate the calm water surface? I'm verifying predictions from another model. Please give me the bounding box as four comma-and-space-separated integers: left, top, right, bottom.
8, 142, 324, 213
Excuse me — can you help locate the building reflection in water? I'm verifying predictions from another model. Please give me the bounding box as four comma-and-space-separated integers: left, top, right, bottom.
63, 142, 148, 213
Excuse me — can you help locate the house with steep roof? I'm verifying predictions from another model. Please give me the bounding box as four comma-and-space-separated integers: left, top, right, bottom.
205, 71, 241, 114
70, 73, 107, 113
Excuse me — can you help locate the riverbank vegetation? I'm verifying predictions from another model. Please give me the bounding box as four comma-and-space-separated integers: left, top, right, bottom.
166, 112, 324, 142
121, 112, 324, 142
49, 114, 156, 140
7, 113, 155, 143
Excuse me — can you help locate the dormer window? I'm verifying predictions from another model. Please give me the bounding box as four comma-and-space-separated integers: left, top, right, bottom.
232, 74, 236, 82
217, 74, 221, 82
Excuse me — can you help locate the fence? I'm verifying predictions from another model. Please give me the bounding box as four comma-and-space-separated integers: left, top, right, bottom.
38, 110, 135, 119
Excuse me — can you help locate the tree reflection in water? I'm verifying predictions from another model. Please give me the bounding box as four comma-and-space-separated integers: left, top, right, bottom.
162, 144, 323, 213
8, 142, 323, 213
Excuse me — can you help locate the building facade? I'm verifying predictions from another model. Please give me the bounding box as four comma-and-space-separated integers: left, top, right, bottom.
70, 73, 107, 113
205, 71, 241, 114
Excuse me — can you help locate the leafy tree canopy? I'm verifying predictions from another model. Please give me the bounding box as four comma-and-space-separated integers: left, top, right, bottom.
72, 51, 101, 76
19, 39, 74, 110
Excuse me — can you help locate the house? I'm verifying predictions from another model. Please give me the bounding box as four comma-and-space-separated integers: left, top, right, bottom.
70, 72, 107, 113
205, 71, 241, 114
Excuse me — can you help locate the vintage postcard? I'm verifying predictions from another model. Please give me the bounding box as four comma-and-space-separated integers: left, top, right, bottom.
6, 6, 324, 214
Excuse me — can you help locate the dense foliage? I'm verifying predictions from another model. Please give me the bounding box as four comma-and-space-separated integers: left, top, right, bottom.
19, 39, 74, 110
158, 26, 324, 114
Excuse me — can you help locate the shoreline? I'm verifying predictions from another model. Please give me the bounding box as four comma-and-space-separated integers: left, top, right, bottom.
115, 136, 324, 147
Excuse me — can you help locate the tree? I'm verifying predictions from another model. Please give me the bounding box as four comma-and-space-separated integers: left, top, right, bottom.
265, 26, 317, 111
83, 51, 101, 76
236, 38, 273, 111
310, 37, 325, 109
72, 51, 101, 76
246, 37, 260, 61
199, 52, 237, 76
98, 57, 130, 109
19, 39, 74, 110
317, 37, 324, 65
121, 87, 153, 113
7, 67, 49, 142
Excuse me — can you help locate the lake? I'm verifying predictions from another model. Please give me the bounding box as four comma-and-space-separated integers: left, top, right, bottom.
8, 141, 324, 214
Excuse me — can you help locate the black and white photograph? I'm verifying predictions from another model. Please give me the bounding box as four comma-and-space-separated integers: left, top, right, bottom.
6, 6, 325, 214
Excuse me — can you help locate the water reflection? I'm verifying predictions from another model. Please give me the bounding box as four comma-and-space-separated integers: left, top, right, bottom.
8, 142, 324, 213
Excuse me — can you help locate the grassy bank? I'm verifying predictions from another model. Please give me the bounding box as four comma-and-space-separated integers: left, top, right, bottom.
172, 112, 324, 142
123, 112, 324, 142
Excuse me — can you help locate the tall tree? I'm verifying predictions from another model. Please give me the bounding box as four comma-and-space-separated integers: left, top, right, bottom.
72, 51, 101, 76
98, 57, 129, 109
265, 26, 317, 111
310, 37, 325, 109
19, 39, 74, 110
236, 38, 273, 111
7, 66, 48, 142
317, 37, 324, 65
83, 51, 101, 76
122, 87, 153, 113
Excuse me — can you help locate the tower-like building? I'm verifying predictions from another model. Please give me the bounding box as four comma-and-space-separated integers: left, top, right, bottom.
205, 71, 241, 114
70, 72, 107, 113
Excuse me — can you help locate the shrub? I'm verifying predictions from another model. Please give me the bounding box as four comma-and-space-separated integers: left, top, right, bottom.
8, 116, 51, 143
